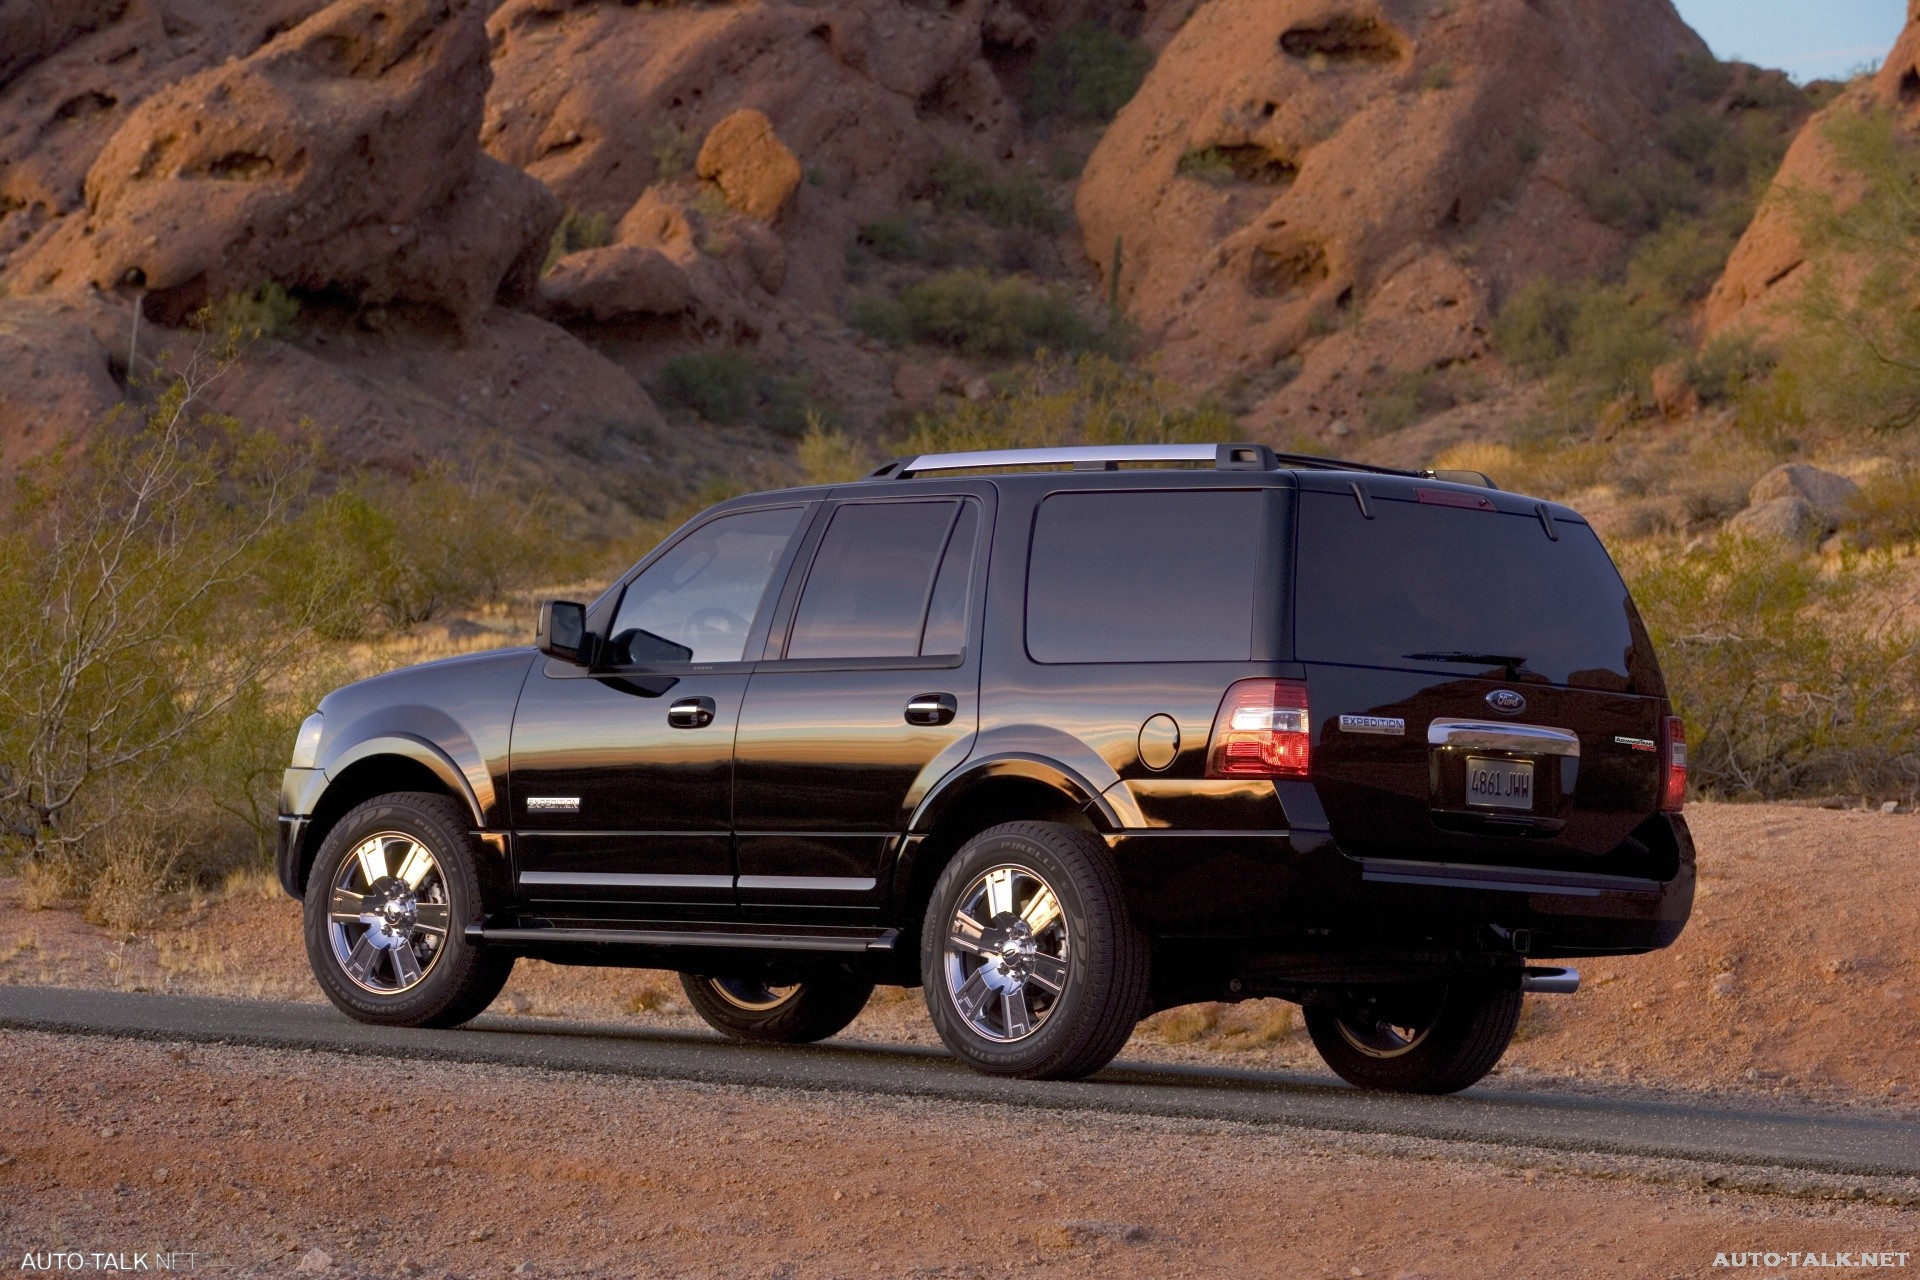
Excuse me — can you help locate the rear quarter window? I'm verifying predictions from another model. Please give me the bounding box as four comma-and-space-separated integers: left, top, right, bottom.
1026, 489, 1263, 663
1294, 489, 1657, 692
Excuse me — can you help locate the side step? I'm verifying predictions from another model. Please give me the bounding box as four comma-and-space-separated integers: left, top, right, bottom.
464, 922, 900, 955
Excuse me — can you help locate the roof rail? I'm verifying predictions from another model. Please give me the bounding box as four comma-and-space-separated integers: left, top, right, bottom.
866, 443, 1429, 480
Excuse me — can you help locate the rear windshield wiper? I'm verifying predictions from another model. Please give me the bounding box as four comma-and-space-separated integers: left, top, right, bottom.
1404, 651, 1531, 677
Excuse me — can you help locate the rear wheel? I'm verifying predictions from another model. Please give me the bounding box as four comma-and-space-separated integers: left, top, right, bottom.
679, 972, 874, 1044
303, 793, 513, 1028
1304, 981, 1522, 1094
921, 821, 1148, 1081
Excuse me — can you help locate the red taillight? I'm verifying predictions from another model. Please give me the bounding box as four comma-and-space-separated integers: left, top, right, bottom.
1660, 715, 1687, 812
1207, 679, 1311, 778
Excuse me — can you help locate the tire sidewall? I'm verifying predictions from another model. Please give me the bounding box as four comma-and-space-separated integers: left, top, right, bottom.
1305, 981, 1522, 1094
302, 795, 490, 1025
919, 825, 1123, 1075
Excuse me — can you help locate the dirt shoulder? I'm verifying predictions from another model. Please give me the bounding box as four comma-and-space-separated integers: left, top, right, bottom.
3, 803, 1916, 1113
4, 1030, 1916, 1280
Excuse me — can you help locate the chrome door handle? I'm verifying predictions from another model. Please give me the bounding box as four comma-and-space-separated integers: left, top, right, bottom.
904, 693, 957, 727
667, 696, 716, 728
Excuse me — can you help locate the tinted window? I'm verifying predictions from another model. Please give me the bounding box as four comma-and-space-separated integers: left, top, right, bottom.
919, 502, 979, 656
608, 506, 804, 664
1294, 490, 1644, 691
788, 501, 958, 659
1026, 490, 1262, 663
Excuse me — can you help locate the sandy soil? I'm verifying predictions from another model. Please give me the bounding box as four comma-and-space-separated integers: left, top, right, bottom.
3, 803, 1916, 1114
4, 1030, 1916, 1280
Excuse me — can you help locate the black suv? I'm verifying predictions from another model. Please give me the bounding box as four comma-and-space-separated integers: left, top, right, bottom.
279, 444, 1693, 1091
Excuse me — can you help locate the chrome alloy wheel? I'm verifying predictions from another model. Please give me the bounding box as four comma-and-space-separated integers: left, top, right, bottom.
326, 832, 451, 994
705, 978, 802, 1012
943, 864, 1070, 1043
1331, 990, 1445, 1060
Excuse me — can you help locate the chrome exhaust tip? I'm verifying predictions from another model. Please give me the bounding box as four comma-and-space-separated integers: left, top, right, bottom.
1520, 965, 1580, 994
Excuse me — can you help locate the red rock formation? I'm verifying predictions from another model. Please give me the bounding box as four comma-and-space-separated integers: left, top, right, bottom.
1077, 0, 1709, 434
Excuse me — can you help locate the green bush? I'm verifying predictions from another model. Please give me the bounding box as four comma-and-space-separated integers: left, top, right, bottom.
1026, 23, 1153, 122
654, 350, 816, 436
928, 149, 1063, 232
851, 271, 1104, 359
201, 283, 299, 341
543, 208, 611, 274
1492, 277, 1676, 409
1839, 465, 1920, 547
1622, 537, 1920, 799
1685, 331, 1776, 406
898, 354, 1233, 456
857, 216, 921, 262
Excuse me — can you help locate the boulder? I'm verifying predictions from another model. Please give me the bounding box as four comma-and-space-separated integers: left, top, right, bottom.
695, 110, 803, 223
6, 0, 559, 330
1075, 0, 1716, 421
1748, 463, 1861, 526
541, 245, 691, 322
0, 295, 122, 469
1652, 359, 1701, 421
1726, 495, 1821, 544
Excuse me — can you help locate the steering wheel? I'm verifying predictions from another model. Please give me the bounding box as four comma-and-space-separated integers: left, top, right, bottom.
682, 607, 749, 654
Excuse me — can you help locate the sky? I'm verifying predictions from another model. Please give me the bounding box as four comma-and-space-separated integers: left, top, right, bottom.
1674, 0, 1906, 83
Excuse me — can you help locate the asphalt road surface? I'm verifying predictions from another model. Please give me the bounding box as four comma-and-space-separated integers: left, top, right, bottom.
5, 984, 1915, 1180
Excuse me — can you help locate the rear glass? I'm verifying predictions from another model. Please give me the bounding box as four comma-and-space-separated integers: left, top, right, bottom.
1027, 490, 1261, 663
1294, 491, 1647, 692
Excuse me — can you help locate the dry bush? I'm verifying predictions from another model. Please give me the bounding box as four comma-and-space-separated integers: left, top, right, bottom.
1138, 999, 1296, 1050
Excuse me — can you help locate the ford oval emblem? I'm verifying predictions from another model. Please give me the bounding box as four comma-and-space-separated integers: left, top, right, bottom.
1486, 689, 1527, 715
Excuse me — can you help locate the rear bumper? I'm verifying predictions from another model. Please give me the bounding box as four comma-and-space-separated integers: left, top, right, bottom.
1107, 811, 1695, 959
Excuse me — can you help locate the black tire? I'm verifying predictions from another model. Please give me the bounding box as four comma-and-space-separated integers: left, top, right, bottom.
920, 821, 1149, 1081
303, 792, 513, 1028
1303, 981, 1523, 1094
679, 972, 874, 1044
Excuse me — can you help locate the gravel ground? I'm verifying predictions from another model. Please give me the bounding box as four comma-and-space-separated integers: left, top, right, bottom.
5, 1030, 1917, 1279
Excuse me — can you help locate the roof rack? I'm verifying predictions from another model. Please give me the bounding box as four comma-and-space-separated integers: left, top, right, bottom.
865, 443, 1432, 480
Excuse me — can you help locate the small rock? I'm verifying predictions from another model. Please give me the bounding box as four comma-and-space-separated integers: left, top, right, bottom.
502, 992, 532, 1014
1710, 973, 1738, 1000
153, 1167, 168, 1183
512, 1264, 538, 1276
293, 1248, 332, 1274
1881, 800, 1901, 814
962, 377, 994, 403
1061, 1220, 1151, 1244
99, 1126, 115, 1139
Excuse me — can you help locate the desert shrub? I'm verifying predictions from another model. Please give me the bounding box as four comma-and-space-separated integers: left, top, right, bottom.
857, 216, 921, 262
898, 354, 1231, 456
797, 418, 874, 485
1578, 160, 1702, 236
851, 271, 1104, 360
1621, 537, 1920, 799
1839, 464, 1920, 546
1768, 107, 1920, 433
928, 148, 1063, 232
1492, 277, 1581, 377
1495, 278, 1677, 408
1025, 23, 1152, 122
543, 208, 611, 274
1365, 367, 1451, 432
654, 350, 817, 436
1685, 331, 1776, 406
202, 283, 300, 341
649, 122, 693, 180
1429, 438, 1612, 500
308, 462, 564, 635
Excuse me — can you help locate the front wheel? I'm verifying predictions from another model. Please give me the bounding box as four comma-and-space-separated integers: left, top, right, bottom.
679, 972, 874, 1043
303, 792, 514, 1028
1303, 981, 1522, 1094
920, 821, 1149, 1081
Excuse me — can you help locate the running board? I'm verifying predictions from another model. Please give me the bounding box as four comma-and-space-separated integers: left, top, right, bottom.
464, 922, 900, 955
1520, 965, 1581, 994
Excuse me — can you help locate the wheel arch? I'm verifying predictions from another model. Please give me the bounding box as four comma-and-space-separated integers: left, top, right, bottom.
293, 740, 486, 896
891, 760, 1112, 957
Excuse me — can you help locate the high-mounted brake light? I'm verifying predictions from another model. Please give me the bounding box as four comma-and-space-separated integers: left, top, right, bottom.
1207, 680, 1311, 778
1659, 715, 1687, 812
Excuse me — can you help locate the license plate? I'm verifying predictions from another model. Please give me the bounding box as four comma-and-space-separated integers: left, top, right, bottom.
1465, 757, 1534, 810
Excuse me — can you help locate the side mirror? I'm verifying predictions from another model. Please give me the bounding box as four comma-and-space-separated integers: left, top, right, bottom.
536, 600, 593, 666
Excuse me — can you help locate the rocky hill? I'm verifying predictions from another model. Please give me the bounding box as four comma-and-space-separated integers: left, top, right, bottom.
0, 0, 1906, 510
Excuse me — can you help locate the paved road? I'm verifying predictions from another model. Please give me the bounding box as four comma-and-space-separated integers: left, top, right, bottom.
5, 984, 1915, 1179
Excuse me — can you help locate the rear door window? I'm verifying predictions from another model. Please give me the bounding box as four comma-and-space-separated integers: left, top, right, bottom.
786, 500, 961, 659
1294, 490, 1645, 691
1026, 490, 1263, 663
